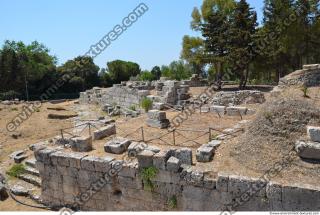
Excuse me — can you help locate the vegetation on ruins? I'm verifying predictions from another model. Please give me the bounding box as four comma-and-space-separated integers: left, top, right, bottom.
6, 163, 26, 178
140, 166, 158, 191
301, 85, 310, 98
140, 97, 153, 112
168, 195, 178, 209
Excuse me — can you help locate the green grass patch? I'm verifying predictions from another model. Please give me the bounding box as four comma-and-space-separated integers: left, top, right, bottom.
140, 97, 153, 112
168, 195, 177, 209
6, 164, 26, 178
140, 166, 158, 191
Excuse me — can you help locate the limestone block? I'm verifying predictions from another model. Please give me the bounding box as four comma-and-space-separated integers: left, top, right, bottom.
153, 102, 165, 110
68, 153, 88, 169
146, 119, 170, 129
295, 141, 320, 160
196, 144, 215, 162
50, 151, 70, 167
127, 142, 148, 157
70, 135, 93, 152
34, 148, 58, 164
81, 156, 98, 171
217, 172, 229, 192
307, 126, 320, 142
266, 182, 283, 210
93, 156, 115, 172
210, 105, 226, 115
282, 183, 320, 210
0, 182, 8, 201
118, 162, 138, 178
118, 176, 143, 189
206, 142, 220, 152
166, 156, 181, 172
93, 124, 116, 140
137, 150, 155, 168
175, 148, 192, 165
153, 149, 174, 170
147, 110, 166, 121
104, 137, 131, 154
226, 107, 248, 116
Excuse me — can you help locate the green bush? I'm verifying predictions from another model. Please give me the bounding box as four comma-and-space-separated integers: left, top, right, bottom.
140, 166, 158, 191
7, 164, 26, 178
140, 97, 153, 112
168, 195, 177, 209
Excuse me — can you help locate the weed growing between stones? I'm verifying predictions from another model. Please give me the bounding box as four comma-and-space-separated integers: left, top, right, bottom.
168, 195, 177, 209
6, 164, 25, 178
140, 97, 153, 112
301, 86, 310, 98
140, 166, 158, 191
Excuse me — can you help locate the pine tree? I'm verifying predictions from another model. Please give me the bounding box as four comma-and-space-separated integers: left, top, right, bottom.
228, 0, 257, 89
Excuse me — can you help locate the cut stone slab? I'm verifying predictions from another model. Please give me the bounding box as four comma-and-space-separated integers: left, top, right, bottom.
153, 150, 174, 170
175, 148, 192, 165
9, 150, 24, 159
226, 107, 248, 116
295, 141, 320, 160
147, 110, 167, 121
146, 119, 170, 129
307, 126, 320, 143
137, 150, 155, 168
17, 174, 41, 187
25, 159, 36, 168
10, 185, 30, 196
196, 145, 215, 162
14, 154, 28, 163
166, 156, 181, 172
210, 105, 226, 115
208, 140, 222, 149
104, 137, 131, 154
153, 103, 165, 110
128, 142, 148, 157
70, 135, 93, 152
48, 113, 78, 119
93, 124, 116, 140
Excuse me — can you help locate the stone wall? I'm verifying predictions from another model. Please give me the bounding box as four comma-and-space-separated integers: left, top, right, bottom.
212, 90, 265, 106
35, 148, 320, 211
79, 85, 149, 108
279, 64, 320, 88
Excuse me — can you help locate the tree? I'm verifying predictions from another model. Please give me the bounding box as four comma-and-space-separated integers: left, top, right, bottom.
181, 36, 206, 77
106, 60, 141, 83
58, 56, 99, 92
228, 0, 257, 89
151, 66, 162, 80
161, 61, 192, 81
139, 70, 155, 81
0, 40, 57, 98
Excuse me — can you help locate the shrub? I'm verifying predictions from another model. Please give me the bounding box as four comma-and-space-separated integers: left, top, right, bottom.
140, 166, 158, 191
11, 107, 18, 111
7, 164, 26, 178
140, 97, 153, 112
301, 86, 310, 98
168, 195, 177, 209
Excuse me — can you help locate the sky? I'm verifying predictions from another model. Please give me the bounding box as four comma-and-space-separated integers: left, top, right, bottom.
0, 0, 264, 71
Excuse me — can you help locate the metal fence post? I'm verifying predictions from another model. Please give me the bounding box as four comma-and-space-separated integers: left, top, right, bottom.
60, 129, 64, 139
173, 129, 176, 145
209, 128, 212, 141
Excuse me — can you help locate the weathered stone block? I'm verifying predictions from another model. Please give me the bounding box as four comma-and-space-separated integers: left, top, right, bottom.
146, 119, 170, 129
175, 148, 192, 165
226, 107, 248, 116
81, 156, 98, 171
71, 136, 93, 152
166, 156, 181, 172
153, 149, 173, 170
137, 150, 155, 168
127, 142, 148, 157
104, 137, 131, 154
93, 124, 116, 140
196, 144, 215, 162
50, 151, 70, 167
147, 110, 167, 121
210, 105, 226, 115
295, 141, 320, 160
307, 126, 320, 142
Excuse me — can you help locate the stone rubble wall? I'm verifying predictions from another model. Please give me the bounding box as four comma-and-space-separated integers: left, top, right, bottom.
79, 85, 149, 108
35, 148, 320, 211
279, 64, 320, 88
212, 90, 265, 106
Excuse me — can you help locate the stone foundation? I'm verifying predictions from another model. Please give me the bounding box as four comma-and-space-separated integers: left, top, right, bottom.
34, 148, 320, 211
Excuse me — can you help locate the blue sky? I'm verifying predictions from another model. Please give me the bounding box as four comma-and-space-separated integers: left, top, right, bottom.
0, 0, 264, 70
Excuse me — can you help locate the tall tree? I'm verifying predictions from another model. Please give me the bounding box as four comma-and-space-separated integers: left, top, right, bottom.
228, 0, 257, 89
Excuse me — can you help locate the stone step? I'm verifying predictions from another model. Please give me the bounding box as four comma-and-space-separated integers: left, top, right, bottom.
24, 166, 40, 177
25, 159, 36, 168
17, 174, 41, 187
